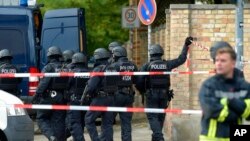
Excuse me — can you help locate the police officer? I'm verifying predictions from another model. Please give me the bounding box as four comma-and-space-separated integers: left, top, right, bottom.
210, 41, 244, 78
135, 37, 193, 141
199, 42, 250, 141
85, 48, 116, 141
62, 49, 75, 139
0, 49, 21, 96
67, 52, 89, 141
34, 46, 68, 141
108, 41, 121, 64
110, 46, 137, 141
62, 50, 74, 66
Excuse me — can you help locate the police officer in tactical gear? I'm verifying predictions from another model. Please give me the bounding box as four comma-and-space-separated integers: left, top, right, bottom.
108, 41, 121, 64
210, 41, 244, 78
0, 49, 21, 96
67, 52, 89, 141
34, 46, 69, 141
199, 42, 250, 141
62, 49, 75, 139
136, 37, 193, 141
110, 46, 137, 141
85, 48, 116, 141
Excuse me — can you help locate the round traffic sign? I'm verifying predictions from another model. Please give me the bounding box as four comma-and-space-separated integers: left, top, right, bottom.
138, 0, 157, 25
125, 8, 137, 23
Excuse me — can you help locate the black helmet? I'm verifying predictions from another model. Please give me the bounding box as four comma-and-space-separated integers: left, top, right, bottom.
210, 41, 233, 61
112, 46, 127, 57
0, 49, 13, 59
72, 52, 86, 64
108, 41, 121, 52
63, 50, 74, 62
47, 46, 62, 57
93, 48, 110, 60
149, 44, 164, 56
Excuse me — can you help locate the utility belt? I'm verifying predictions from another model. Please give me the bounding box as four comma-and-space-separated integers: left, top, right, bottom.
118, 87, 134, 95
146, 88, 174, 102
70, 93, 82, 102
96, 91, 114, 97
146, 88, 168, 94
44, 90, 63, 98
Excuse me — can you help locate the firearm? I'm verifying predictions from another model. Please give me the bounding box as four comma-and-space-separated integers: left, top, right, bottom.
80, 85, 91, 105
31, 93, 42, 104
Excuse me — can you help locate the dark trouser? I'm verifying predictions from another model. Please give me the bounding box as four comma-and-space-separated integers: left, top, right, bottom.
146, 89, 169, 141
67, 100, 86, 141
37, 92, 66, 141
114, 91, 134, 141
85, 96, 114, 141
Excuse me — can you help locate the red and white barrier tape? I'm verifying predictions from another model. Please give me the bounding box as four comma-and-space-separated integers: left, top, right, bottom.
0, 71, 215, 78
192, 41, 209, 51
9, 104, 202, 114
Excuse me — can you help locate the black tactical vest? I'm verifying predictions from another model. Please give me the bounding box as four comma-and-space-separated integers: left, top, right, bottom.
0, 63, 19, 90
48, 62, 69, 90
70, 67, 89, 94
99, 64, 118, 93
147, 60, 170, 89
117, 61, 136, 87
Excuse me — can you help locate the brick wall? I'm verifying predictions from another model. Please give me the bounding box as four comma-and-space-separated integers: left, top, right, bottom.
132, 4, 250, 141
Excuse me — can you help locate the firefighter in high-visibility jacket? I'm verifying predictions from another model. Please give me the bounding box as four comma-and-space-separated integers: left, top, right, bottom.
199, 42, 250, 141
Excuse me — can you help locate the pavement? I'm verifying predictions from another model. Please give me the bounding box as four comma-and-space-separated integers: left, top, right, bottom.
34, 119, 168, 141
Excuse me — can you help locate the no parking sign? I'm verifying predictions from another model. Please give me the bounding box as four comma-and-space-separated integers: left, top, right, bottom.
138, 0, 157, 25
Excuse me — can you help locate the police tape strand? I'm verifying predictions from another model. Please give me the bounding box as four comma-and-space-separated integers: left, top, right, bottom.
0, 71, 215, 78
191, 41, 209, 51
3, 104, 202, 114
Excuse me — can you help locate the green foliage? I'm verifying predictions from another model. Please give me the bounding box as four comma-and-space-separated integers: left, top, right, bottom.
37, 0, 129, 55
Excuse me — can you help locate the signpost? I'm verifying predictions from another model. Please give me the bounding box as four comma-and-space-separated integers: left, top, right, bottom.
122, 7, 140, 55
138, 0, 157, 61
235, 0, 244, 70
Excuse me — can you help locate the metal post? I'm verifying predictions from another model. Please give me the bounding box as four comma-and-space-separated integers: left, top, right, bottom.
129, 29, 134, 60
148, 25, 152, 61
235, 0, 244, 70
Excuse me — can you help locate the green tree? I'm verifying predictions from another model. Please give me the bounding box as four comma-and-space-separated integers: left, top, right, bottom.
37, 0, 128, 55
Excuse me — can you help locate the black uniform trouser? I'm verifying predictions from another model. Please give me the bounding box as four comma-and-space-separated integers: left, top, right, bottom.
146, 89, 169, 141
114, 91, 134, 141
37, 92, 66, 141
67, 100, 86, 141
85, 95, 114, 141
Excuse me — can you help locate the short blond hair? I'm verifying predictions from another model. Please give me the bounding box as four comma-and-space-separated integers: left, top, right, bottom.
215, 47, 236, 61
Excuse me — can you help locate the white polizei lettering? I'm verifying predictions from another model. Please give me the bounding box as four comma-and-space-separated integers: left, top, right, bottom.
1, 69, 16, 73
151, 64, 167, 70
122, 76, 132, 81
120, 66, 135, 70
74, 76, 90, 79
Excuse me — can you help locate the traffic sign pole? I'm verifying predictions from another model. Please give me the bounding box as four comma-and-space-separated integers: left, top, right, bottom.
137, 0, 157, 62
148, 25, 151, 61
235, 0, 244, 70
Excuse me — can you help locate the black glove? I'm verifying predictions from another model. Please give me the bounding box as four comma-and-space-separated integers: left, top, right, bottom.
185, 36, 194, 46
168, 89, 174, 101
31, 94, 41, 104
